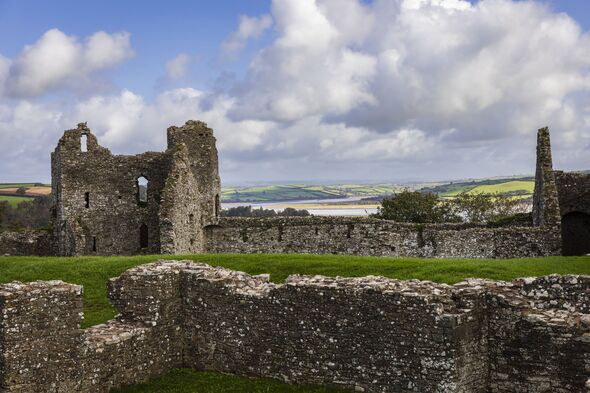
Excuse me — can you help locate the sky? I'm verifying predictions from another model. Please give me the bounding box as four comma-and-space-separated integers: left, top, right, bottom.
0, 0, 589, 185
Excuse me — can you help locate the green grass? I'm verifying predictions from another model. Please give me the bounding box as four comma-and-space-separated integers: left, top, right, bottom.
1, 253, 589, 393
0, 195, 34, 206
113, 369, 345, 393
1, 253, 590, 328
0, 183, 37, 189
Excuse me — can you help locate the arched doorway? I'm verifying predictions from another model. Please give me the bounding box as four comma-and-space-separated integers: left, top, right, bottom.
561, 212, 590, 256
140, 223, 149, 249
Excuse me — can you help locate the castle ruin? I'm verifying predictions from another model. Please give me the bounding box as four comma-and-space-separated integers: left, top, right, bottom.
0, 120, 589, 257
51, 120, 220, 256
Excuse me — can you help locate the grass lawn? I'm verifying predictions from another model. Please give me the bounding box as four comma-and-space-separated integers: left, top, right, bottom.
1, 253, 590, 328
1, 253, 589, 392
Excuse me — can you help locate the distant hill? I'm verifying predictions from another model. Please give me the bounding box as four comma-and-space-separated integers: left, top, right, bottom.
221, 184, 401, 203
420, 177, 535, 198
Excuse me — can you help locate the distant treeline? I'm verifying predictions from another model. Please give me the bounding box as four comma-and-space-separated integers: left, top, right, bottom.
0, 196, 51, 231
222, 206, 310, 217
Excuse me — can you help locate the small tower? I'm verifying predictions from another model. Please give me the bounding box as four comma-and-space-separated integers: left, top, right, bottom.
166, 120, 221, 225
532, 127, 561, 227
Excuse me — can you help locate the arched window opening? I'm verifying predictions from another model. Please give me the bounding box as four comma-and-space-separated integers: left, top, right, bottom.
80, 134, 88, 152
140, 224, 149, 249
137, 176, 149, 204
215, 194, 220, 217
84, 192, 90, 208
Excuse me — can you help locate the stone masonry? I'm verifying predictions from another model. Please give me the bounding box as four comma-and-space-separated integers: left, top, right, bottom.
51, 121, 220, 256
0, 260, 589, 392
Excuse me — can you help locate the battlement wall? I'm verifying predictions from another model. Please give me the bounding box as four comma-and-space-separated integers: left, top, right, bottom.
1, 261, 588, 392
205, 217, 561, 258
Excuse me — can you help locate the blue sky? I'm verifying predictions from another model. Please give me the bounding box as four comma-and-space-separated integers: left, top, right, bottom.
1, 0, 590, 184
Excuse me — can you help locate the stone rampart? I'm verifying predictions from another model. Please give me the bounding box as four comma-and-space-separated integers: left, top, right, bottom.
205, 217, 561, 258
1, 260, 589, 392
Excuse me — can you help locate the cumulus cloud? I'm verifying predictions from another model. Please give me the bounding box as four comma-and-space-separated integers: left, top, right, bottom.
3, 0, 590, 183
228, 0, 590, 140
3, 29, 134, 97
165, 53, 192, 80
221, 14, 273, 58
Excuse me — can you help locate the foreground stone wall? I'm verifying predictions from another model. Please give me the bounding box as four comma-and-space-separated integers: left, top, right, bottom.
1, 260, 589, 392
0, 230, 52, 256
205, 217, 561, 258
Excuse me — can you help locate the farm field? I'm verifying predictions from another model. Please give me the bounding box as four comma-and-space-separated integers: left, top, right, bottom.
466, 180, 534, 195
1, 253, 589, 392
0, 195, 34, 206
221, 184, 400, 203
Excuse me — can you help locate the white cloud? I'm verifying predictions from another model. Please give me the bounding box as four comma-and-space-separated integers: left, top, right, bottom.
165, 53, 192, 80
2, 0, 590, 183
221, 14, 273, 58
3, 29, 134, 97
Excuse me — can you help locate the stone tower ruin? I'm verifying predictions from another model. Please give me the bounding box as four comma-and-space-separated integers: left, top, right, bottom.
51, 120, 221, 256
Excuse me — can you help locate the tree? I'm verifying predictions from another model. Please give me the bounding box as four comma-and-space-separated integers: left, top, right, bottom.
15, 187, 27, 196
452, 192, 524, 224
373, 190, 459, 223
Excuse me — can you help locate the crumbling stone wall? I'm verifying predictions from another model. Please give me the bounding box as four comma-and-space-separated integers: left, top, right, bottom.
51, 120, 220, 256
554, 171, 590, 256
532, 127, 561, 228
0, 230, 52, 256
1, 261, 588, 393
205, 217, 561, 258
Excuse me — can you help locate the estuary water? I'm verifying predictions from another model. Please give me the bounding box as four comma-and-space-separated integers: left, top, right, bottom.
221, 197, 379, 216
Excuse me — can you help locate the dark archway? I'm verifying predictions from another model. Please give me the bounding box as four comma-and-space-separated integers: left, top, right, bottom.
140, 223, 149, 249
561, 212, 590, 256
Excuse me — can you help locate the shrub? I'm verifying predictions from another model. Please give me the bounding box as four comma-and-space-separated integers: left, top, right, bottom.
373, 190, 460, 223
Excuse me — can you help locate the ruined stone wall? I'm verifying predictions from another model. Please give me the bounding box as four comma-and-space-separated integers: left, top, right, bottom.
555, 171, 590, 217
532, 127, 561, 227
0, 230, 52, 256
205, 217, 561, 258
2, 261, 588, 393
159, 145, 204, 254
51, 121, 221, 256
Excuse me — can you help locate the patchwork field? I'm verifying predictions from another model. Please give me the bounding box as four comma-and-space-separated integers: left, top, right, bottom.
221, 184, 400, 203
1, 253, 589, 392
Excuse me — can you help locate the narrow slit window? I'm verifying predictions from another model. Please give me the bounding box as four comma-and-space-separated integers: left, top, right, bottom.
215, 194, 220, 217
140, 224, 149, 249
80, 134, 88, 152
137, 176, 149, 204
92, 237, 97, 252
84, 192, 90, 208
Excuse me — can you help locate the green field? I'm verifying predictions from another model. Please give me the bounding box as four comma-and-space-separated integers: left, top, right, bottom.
0, 195, 34, 206
466, 180, 534, 195
0, 183, 38, 189
1, 253, 589, 392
